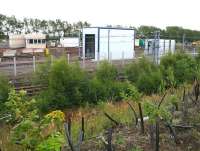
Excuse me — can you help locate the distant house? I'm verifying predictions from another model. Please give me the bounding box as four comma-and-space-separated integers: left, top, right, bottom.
82, 27, 135, 61
25, 33, 46, 49
5, 33, 47, 55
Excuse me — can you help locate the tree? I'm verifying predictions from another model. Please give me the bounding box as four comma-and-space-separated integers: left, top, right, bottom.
138, 25, 162, 38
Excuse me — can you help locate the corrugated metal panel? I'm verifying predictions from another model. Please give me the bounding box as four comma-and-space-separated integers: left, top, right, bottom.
82, 27, 135, 61
60, 37, 79, 47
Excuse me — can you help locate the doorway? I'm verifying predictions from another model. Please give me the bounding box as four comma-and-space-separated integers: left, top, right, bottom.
85, 34, 95, 59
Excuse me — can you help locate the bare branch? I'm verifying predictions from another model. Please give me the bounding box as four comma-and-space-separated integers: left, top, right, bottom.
126, 101, 138, 126
64, 122, 75, 151
104, 112, 120, 126
158, 92, 167, 109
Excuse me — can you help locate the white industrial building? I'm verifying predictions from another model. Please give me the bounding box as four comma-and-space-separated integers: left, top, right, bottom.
82, 27, 135, 61
60, 37, 79, 47
144, 39, 176, 63
9, 34, 26, 48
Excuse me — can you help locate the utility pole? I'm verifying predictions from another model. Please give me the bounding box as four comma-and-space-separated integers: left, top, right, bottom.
182, 34, 185, 51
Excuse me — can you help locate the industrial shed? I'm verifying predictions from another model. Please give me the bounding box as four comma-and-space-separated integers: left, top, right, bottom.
25, 33, 46, 49
82, 27, 135, 61
60, 37, 79, 47
144, 39, 176, 63
9, 34, 26, 48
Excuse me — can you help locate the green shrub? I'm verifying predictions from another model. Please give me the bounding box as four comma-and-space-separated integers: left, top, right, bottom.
96, 61, 118, 82
160, 52, 196, 85
87, 61, 127, 103
137, 70, 164, 94
125, 57, 157, 83
143, 101, 172, 123
39, 57, 89, 110
125, 57, 164, 94
32, 57, 51, 85
5, 90, 66, 150
87, 77, 108, 103
36, 132, 65, 151
0, 74, 11, 112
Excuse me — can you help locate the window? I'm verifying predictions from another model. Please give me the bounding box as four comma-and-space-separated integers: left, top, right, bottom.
34, 39, 37, 44
38, 39, 41, 44
29, 39, 33, 44
42, 39, 46, 44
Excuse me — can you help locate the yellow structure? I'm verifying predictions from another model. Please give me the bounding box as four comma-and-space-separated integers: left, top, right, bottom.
44, 48, 50, 56
192, 41, 200, 46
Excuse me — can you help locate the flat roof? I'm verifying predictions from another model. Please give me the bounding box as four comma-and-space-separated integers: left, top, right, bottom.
83, 27, 134, 31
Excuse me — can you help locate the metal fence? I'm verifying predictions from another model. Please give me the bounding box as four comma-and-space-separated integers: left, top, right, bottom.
0, 52, 136, 77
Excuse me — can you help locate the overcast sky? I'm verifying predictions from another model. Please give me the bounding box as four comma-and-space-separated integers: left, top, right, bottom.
1, 0, 200, 30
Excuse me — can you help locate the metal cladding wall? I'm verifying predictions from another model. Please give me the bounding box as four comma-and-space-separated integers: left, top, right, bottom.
144, 39, 176, 63
144, 39, 176, 55
9, 35, 26, 48
82, 27, 135, 61
60, 37, 79, 47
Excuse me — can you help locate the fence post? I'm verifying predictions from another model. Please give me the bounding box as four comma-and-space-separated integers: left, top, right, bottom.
13, 56, 16, 76
67, 53, 70, 64
193, 47, 196, 57
97, 51, 100, 65
0, 57, 1, 63
33, 56, 36, 72
109, 52, 112, 64
82, 56, 85, 68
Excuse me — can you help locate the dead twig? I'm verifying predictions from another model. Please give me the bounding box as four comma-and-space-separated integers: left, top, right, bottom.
158, 92, 167, 109
104, 112, 120, 126
126, 101, 138, 126
64, 119, 84, 151
64, 122, 75, 151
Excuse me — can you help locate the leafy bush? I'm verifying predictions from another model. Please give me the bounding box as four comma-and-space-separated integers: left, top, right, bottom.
0, 74, 11, 112
36, 132, 65, 151
160, 52, 196, 85
125, 57, 164, 94
5, 90, 66, 150
32, 57, 51, 85
5, 90, 36, 122
87, 61, 128, 103
96, 61, 118, 82
36, 59, 128, 111
39, 57, 89, 110
143, 101, 172, 123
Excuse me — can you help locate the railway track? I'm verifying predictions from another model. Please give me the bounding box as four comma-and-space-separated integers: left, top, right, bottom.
11, 71, 127, 97
14, 84, 47, 96
2, 56, 133, 96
